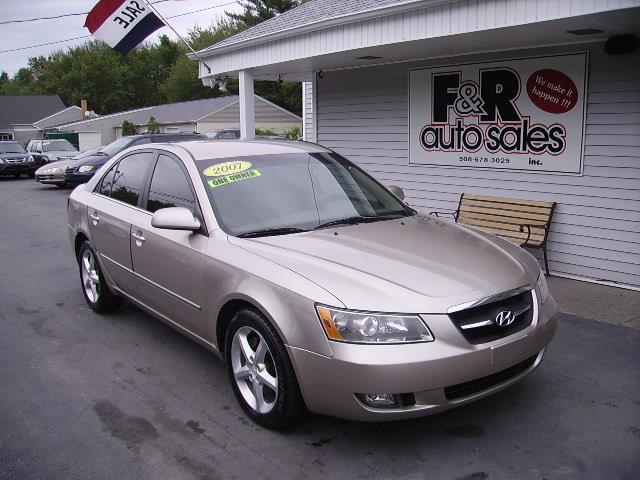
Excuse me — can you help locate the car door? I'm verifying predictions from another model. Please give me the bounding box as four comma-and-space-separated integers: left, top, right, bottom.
130, 152, 208, 336
86, 151, 155, 294
30, 141, 46, 166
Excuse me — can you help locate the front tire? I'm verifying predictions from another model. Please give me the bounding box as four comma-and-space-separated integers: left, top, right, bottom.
225, 308, 305, 429
78, 241, 122, 313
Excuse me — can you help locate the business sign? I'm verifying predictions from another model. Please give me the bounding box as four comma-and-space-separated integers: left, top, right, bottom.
409, 53, 587, 173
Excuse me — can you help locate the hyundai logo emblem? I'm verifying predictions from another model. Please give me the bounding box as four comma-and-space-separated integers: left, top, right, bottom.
494, 310, 516, 327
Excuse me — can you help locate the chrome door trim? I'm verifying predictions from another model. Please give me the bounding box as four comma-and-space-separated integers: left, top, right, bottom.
101, 253, 201, 311
447, 284, 533, 314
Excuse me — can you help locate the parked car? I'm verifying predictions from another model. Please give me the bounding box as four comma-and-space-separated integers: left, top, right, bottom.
35, 147, 102, 187
26, 139, 80, 167
206, 129, 286, 140
67, 140, 557, 429
205, 129, 240, 139
64, 132, 205, 187
0, 140, 35, 178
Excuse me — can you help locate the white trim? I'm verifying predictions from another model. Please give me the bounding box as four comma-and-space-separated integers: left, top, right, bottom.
60, 106, 153, 128
33, 106, 81, 127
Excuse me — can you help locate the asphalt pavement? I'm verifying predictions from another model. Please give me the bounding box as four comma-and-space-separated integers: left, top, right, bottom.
1, 177, 639, 480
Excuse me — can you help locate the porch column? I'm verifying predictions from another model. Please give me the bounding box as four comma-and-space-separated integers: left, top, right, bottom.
238, 70, 255, 140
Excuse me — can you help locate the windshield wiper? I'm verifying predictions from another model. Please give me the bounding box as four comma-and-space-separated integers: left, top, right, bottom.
315, 213, 409, 230
237, 227, 309, 238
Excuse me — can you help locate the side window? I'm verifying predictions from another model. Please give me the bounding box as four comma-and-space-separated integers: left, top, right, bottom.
146, 155, 196, 214
110, 152, 154, 207
98, 163, 117, 196
220, 131, 237, 139
129, 137, 151, 147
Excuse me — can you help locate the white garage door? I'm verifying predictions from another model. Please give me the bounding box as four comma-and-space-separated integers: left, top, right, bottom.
78, 132, 101, 151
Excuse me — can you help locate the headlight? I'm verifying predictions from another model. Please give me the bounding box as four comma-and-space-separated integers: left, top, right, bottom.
47, 154, 58, 161
78, 165, 96, 173
536, 269, 549, 304
0, 159, 4, 164
316, 305, 434, 344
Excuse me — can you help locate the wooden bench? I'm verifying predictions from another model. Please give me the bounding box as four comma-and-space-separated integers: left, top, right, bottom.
431, 194, 557, 275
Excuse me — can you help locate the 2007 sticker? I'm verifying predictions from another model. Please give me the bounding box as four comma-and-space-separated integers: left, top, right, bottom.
203, 161, 252, 177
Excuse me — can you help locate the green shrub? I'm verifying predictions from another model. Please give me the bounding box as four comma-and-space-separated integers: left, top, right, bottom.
283, 126, 301, 139
121, 120, 136, 136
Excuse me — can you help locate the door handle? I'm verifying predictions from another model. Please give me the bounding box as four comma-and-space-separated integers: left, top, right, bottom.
89, 212, 100, 223
132, 232, 146, 244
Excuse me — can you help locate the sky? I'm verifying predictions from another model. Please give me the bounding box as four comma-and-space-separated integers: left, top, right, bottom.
0, 0, 243, 75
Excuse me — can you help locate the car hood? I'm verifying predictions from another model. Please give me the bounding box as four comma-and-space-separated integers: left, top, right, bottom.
35, 159, 74, 174
0, 153, 28, 161
228, 215, 540, 313
44, 150, 80, 158
67, 153, 110, 167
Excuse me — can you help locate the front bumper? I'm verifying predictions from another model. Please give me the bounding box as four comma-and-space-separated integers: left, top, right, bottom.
289, 292, 557, 421
36, 172, 66, 185
65, 171, 95, 186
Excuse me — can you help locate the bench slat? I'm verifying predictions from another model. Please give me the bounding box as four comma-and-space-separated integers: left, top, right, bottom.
465, 224, 545, 246
458, 211, 548, 227
459, 199, 553, 216
457, 205, 552, 222
459, 216, 546, 241
462, 193, 555, 209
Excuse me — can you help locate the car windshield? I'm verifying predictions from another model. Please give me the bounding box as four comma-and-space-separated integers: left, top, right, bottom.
42, 140, 76, 152
197, 152, 412, 237
99, 137, 133, 156
0, 142, 25, 154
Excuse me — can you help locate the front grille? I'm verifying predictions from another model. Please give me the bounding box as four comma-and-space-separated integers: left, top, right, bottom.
444, 354, 537, 401
65, 166, 77, 174
449, 289, 534, 344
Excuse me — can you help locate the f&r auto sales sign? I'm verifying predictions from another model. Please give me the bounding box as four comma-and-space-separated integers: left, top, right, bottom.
409, 53, 587, 174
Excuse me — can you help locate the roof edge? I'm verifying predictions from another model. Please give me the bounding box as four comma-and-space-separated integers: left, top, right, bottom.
192, 0, 451, 62
33, 106, 82, 128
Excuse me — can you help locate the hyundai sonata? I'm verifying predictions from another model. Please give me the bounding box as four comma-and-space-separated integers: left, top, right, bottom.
67, 140, 557, 428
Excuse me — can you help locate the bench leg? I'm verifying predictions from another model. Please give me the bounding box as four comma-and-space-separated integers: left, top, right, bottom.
543, 245, 550, 276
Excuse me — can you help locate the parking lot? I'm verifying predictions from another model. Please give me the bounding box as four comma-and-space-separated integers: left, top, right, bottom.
0, 178, 638, 480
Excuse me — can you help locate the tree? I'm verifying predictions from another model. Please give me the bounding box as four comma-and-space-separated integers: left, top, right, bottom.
121, 120, 136, 136
227, 0, 303, 28
147, 116, 160, 133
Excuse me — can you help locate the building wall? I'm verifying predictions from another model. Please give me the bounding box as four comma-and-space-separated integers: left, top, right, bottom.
198, 98, 302, 134
35, 107, 82, 129
59, 108, 152, 146
316, 43, 640, 288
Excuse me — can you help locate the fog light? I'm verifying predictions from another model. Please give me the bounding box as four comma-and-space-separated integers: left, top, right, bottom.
355, 393, 416, 409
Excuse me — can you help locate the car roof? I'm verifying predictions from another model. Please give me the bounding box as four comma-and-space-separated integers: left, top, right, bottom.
155, 139, 332, 161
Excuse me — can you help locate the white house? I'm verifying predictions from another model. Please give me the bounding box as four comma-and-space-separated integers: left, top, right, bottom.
56, 96, 302, 150
192, 0, 640, 289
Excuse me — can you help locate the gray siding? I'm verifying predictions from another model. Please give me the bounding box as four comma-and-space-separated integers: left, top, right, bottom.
316, 43, 640, 288
59, 109, 152, 145
198, 97, 302, 125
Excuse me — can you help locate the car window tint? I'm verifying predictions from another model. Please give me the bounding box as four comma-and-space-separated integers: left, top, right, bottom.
147, 155, 195, 213
220, 132, 237, 139
130, 137, 152, 147
110, 152, 154, 207
98, 163, 117, 196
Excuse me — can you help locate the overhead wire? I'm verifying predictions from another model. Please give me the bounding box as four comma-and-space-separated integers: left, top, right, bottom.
0, 0, 237, 54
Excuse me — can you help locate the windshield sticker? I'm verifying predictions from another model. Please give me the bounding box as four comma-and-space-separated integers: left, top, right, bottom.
207, 169, 262, 189
203, 161, 252, 177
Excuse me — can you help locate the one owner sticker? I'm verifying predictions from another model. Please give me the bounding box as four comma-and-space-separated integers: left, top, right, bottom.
203, 161, 252, 177
207, 169, 262, 188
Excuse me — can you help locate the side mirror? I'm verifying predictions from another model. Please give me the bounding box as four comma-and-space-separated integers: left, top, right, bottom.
151, 207, 201, 231
387, 185, 405, 201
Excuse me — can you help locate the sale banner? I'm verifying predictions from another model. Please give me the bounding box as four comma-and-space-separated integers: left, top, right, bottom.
409, 53, 588, 173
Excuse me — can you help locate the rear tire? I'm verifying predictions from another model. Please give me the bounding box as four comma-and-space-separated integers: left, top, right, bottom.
225, 308, 306, 429
78, 241, 123, 313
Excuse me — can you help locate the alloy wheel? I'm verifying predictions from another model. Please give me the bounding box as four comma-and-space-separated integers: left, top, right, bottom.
230, 326, 279, 414
81, 249, 100, 303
